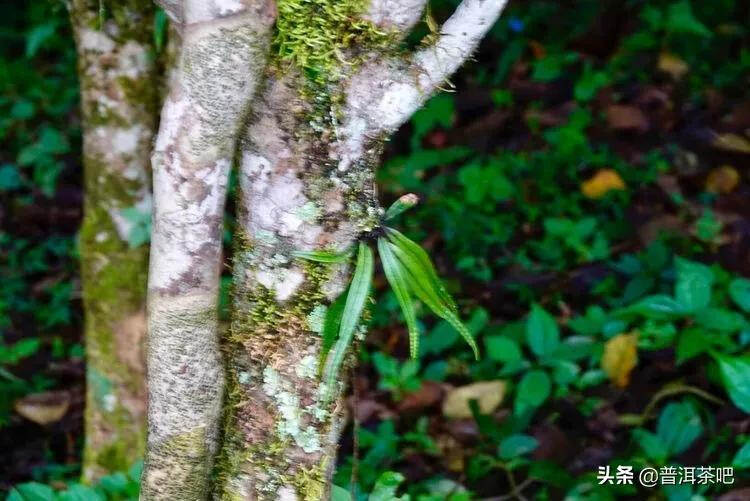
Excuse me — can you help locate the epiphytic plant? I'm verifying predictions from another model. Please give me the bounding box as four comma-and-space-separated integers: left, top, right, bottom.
294, 194, 479, 390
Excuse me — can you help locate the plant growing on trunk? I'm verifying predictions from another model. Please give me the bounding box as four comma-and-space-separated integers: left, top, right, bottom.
210, 1, 509, 499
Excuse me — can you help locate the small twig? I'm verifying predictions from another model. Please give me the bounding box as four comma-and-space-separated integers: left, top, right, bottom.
619, 382, 725, 426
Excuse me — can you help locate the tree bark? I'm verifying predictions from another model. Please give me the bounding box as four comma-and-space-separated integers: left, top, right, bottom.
142, 1, 275, 499
69, 0, 158, 482
213, 1, 509, 498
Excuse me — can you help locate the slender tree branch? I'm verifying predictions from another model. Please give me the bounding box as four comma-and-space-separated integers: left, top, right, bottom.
411, 0, 509, 94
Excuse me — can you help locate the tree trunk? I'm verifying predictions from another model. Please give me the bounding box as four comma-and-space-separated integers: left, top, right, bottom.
141, 1, 275, 499
213, 71, 381, 499
69, 0, 158, 482
212, 0, 509, 497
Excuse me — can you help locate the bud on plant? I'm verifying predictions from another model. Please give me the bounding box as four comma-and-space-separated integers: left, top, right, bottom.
384, 193, 419, 220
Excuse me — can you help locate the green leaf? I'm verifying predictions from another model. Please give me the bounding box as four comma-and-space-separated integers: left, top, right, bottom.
526, 304, 560, 358
729, 278, 750, 313
693, 307, 745, 333
57, 485, 105, 501
386, 235, 478, 359
574, 63, 610, 102
6, 483, 57, 501
98, 472, 129, 494
674, 257, 713, 312
676, 328, 714, 364
320, 289, 347, 365
323, 242, 374, 392
498, 434, 539, 459
385, 228, 456, 311
378, 237, 420, 358
665, 0, 712, 37
369, 471, 410, 501
292, 249, 351, 263
153, 9, 168, 52
656, 401, 703, 456
331, 485, 353, 501
632, 429, 668, 463
714, 354, 750, 413
514, 370, 551, 415
619, 294, 687, 320
25, 23, 55, 58
732, 440, 750, 468
485, 336, 522, 363
0, 164, 23, 191
384, 194, 419, 220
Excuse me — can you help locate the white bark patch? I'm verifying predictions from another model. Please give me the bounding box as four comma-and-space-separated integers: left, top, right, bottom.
365, 0, 428, 32
262, 367, 322, 453
80, 29, 115, 53
255, 267, 305, 301
112, 126, 141, 155
118, 41, 150, 79
278, 486, 299, 501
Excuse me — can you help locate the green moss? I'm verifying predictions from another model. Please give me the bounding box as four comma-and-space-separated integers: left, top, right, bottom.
292, 463, 327, 501
79, 155, 149, 477
142, 428, 212, 500
117, 75, 160, 122
274, 0, 393, 85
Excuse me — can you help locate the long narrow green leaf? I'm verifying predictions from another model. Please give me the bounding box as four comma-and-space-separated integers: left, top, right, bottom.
378, 237, 420, 359
292, 248, 352, 263
323, 242, 374, 392
384, 193, 419, 220
319, 288, 348, 370
385, 227, 457, 312
388, 241, 479, 359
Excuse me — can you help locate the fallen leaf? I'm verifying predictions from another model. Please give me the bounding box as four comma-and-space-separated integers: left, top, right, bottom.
705, 165, 740, 194
442, 381, 506, 419
601, 333, 638, 388
657, 52, 689, 80
581, 169, 626, 199
606, 105, 649, 133
398, 381, 443, 413
712, 132, 750, 154
14, 391, 71, 425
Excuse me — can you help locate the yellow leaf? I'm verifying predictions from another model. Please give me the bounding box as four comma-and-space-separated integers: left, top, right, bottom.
658, 52, 689, 80
705, 165, 740, 194
442, 381, 506, 419
712, 133, 750, 154
601, 333, 638, 388
14, 391, 70, 425
581, 169, 626, 199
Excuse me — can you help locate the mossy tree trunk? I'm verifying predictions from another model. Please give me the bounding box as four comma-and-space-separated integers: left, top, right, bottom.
212, 1, 509, 498
68, 0, 158, 482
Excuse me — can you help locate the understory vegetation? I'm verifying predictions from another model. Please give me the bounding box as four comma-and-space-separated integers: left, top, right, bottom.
1, 0, 750, 499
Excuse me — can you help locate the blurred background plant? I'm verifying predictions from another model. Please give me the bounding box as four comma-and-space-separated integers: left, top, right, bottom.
2, 0, 750, 499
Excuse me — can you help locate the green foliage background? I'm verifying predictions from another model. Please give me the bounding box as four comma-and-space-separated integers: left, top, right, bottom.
2, 0, 750, 499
